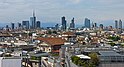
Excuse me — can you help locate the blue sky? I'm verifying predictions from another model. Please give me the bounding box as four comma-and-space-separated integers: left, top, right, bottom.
0, 0, 124, 26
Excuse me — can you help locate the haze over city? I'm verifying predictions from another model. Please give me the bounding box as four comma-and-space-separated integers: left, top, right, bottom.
0, 0, 124, 26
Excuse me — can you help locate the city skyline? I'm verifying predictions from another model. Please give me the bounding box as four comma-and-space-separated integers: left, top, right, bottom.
0, 0, 124, 25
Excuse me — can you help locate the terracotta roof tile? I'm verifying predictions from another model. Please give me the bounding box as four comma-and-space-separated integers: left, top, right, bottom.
37, 37, 65, 46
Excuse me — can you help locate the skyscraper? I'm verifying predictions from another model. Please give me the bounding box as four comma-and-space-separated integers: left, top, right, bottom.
119, 20, 122, 29
84, 18, 90, 28
22, 21, 29, 29
11, 23, 15, 30
36, 21, 41, 28
18, 23, 21, 28
115, 20, 118, 29
18, 23, 21, 29
94, 23, 97, 28
61, 16, 67, 31
99, 24, 104, 29
30, 11, 36, 29
70, 18, 75, 29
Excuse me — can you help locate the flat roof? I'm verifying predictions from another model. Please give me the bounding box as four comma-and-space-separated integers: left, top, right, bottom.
76, 54, 91, 59
99, 51, 121, 56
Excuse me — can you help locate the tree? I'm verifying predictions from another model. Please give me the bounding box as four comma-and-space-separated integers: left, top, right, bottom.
108, 36, 120, 41
71, 56, 80, 65
88, 52, 100, 66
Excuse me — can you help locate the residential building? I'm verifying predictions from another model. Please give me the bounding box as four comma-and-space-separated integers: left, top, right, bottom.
37, 37, 65, 53
0, 57, 22, 67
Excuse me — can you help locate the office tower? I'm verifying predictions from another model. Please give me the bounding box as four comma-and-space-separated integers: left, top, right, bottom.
119, 20, 122, 29
18, 23, 21, 29
55, 24, 59, 30
22, 21, 29, 29
18, 23, 21, 28
94, 23, 97, 28
99, 24, 104, 29
70, 18, 75, 29
115, 20, 118, 29
30, 11, 36, 29
36, 21, 41, 28
11, 23, 15, 29
84, 18, 90, 28
92, 22, 94, 28
61, 16, 67, 31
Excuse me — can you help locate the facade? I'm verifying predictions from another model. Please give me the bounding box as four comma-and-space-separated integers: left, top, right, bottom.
70, 18, 75, 29
37, 37, 65, 53
99, 51, 124, 67
61, 16, 67, 31
84, 18, 90, 28
22, 21, 29, 29
0, 57, 21, 67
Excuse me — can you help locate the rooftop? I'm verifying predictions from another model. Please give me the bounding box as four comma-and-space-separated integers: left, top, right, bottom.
99, 51, 122, 56
37, 37, 65, 46
76, 54, 91, 59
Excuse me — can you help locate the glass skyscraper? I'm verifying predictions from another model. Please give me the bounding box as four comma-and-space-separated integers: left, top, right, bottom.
70, 18, 75, 29
119, 20, 122, 29
22, 21, 29, 29
61, 16, 67, 31
84, 18, 90, 28
11, 23, 15, 30
30, 11, 36, 29
36, 21, 41, 28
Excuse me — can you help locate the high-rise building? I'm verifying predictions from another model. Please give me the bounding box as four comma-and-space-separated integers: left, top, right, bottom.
18, 23, 21, 28
119, 20, 122, 29
22, 21, 29, 29
70, 18, 75, 29
11, 23, 15, 30
36, 21, 41, 28
84, 18, 90, 28
61, 16, 67, 31
30, 11, 36, 29
94, 23, 97, 28
99, 24, 104, 29
115, 20, 118, 29
17, 23, 21, 29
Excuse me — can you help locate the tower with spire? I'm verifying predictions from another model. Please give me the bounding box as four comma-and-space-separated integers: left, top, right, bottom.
30, 10, 36, 29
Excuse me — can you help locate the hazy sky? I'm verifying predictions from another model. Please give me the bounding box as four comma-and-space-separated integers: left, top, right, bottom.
0, 0, 124, 25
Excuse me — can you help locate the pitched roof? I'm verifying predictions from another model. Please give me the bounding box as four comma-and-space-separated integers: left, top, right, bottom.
63, 32, 75, 35
37, 37, 65, 46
